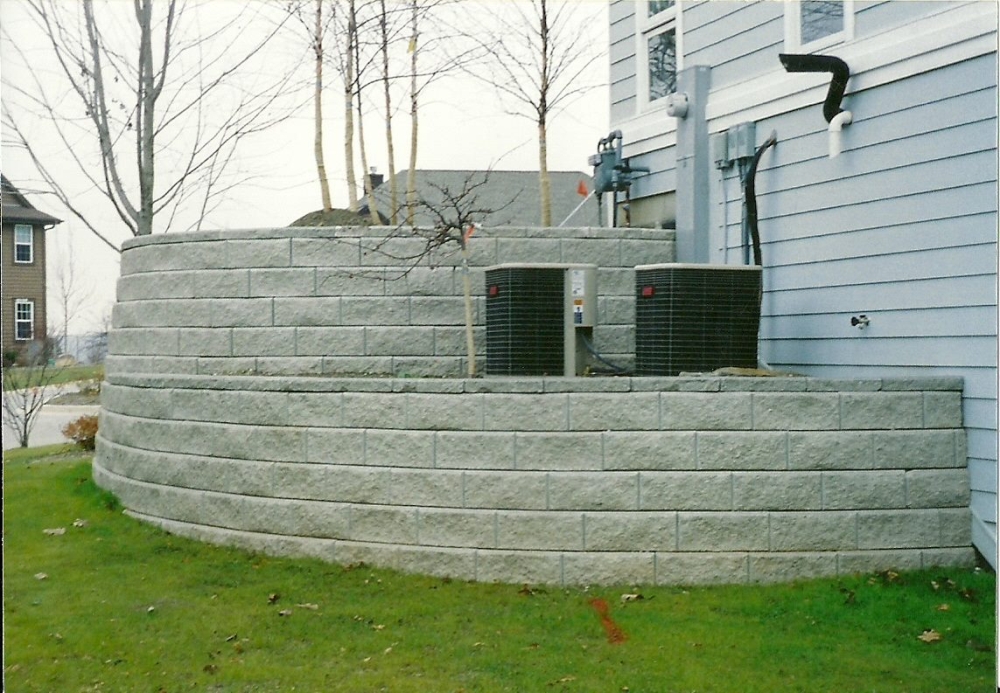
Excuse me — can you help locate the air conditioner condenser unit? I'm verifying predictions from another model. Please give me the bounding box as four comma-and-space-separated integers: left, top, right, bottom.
485, 263, 597, 376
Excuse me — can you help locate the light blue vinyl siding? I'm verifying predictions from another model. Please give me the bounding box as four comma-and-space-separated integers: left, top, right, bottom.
609, 2, 998, 565
610, 0, 637, 121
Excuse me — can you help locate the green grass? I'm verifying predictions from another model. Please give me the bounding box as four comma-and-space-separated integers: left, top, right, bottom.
4, 447, 995, 692
2, 364, 104, 391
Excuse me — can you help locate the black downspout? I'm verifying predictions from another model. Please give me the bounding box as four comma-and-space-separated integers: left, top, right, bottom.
778, 53, 851, 123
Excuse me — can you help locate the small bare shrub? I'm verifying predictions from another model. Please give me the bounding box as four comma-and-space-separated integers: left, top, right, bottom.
62, 414, 99, 450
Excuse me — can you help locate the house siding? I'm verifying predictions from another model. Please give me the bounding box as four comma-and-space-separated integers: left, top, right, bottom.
609, 0, 998, 566
1, 223, 48, 355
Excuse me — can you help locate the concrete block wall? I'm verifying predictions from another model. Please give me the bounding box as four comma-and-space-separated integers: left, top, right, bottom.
94, 372, 973, 586
109, 227, 676, 377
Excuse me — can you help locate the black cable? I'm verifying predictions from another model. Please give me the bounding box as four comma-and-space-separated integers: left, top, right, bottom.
744, 131, 778, 266
579, 333, 630, 375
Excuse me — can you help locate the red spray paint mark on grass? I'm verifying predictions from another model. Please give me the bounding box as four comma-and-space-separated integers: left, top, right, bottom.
589, 598, 627, 644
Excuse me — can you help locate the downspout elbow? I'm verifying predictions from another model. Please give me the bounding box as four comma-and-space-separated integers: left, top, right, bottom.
828, 110, 853, 158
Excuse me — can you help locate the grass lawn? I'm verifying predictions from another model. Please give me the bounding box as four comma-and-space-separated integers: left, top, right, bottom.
2, 364, 104, 391
3, 446, 995, 692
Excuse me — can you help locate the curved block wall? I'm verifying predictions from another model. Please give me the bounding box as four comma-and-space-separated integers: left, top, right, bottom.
94, 228, 973, 585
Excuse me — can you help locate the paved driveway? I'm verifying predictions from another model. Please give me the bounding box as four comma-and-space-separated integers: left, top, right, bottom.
2, 384, 101, 451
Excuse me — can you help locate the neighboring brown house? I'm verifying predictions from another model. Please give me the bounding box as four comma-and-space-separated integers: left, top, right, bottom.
1, 175, 62, 364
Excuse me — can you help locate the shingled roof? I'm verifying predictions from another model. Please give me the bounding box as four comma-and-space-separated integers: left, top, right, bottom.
1, 175, 63, 227
370, 170, 598, 227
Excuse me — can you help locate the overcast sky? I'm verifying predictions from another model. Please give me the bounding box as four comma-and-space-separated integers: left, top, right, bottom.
0, 0, 610, 335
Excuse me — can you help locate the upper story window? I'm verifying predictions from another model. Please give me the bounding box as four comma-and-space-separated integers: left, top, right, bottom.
14, 224, 34, 264
786, 0, 854, 52
639, 0, 681, 109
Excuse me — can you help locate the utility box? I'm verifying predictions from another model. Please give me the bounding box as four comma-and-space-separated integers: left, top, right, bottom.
635, 263, 762, 376
485, 263, 597, 376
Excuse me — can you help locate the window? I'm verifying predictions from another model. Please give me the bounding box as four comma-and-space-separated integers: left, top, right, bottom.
14, 224, 33, 263
786, 0, 854, 52
639, 0, 681, 108
15, 299, 34, 341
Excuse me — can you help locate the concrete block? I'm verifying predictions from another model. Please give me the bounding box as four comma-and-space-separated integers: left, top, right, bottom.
463, 470, 548, 510
840, 393, 923, 430
641, 472, 732, 511
697, 432, 787, 470
392, 356, 466, 378
406, 393, 483, 431
291, 237, 361, 266
417, 508, 496, 548
196, 357, 257, 375
560, 238, 620, 266
222, 239, 292, 268
475, 550, 563, 584
495, 237, 562, 264
435, 431, 515, 470
548, 472, 639, 511
273, 297, 342, 326
392, 545, 478, 581
388, 468, 464, 508
433, 326, 486, 357
921, 547, 975, 569
316, 268, 386, 296
209, 298, 275, 328
341, 297, 410, 326
496, 511, 583, 550
109, 328, 179, 356
295, 327, 365, 357
235, 424, 309, 463
787, 431, 873, 470
923, 391, 964, 428
592, 324, 633, 355
306, 429, 366, 464
661, 393, 753, 431
655, 552, 749, 585
749, 553, 837, 583
733, 472, 822, 510
584, 511, 677, 551
600, 296, 636, 326
603, 431, 697, 471
249, 268, 316, 297
286, 392, 343, 427
597, 268, 634, 295
349, 505, 418, 544
360, 235, 431, 266
873, 430, 959, 469
172, 388, 289, 426
271, 462, 341, 501
822, 470, 906, 510
677, 512, 768, 551
233, 327, 297, 357
365, 429, 435, 468
342, 392, 407, 428
768, 511, 857, 551
938, 508, 973, 545
620, 238, 675, 267
178, 328, 232, 357
857, 509, 941, 549
366, 326, 435, 357
907, 469, 970, 508
409, 297, 469, 326
287, 500, 352, 539
562, 552, 656, 586
569, 392, 659, 431
483, 394, 568, 432
836, 549, 923, 575
384, 266, 455, 296
256, 357, 324, 376
323, 356, 394, 376
752, 393, 840, 431
515, 432, 603, 471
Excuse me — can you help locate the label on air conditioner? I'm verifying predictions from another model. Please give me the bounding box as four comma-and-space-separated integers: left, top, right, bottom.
570, 269, 586, 297
574, 299, 584, 324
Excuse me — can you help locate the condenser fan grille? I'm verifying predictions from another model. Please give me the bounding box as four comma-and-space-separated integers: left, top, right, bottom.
635, 264, 762, 376
485, 267, 565, 375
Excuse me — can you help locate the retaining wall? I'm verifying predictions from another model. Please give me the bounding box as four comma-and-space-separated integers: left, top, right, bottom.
94, 227, 973, 585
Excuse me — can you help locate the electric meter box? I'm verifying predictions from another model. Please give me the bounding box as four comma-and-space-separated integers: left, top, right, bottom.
485, 263, 597, 377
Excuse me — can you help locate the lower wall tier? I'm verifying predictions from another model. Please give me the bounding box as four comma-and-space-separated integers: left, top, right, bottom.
93, 373, 974, 585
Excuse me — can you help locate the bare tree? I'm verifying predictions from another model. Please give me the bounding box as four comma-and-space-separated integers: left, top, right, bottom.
2, 344, 58, 448
2, 0, 298, 243
49, 231, 95, 358
466, 1, 601, 226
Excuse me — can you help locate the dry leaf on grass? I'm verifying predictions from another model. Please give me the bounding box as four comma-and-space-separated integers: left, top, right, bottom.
43, 528, 66, 536
936, 603, 951, 612
918, 629, 942, 643
620, 593, 644, 603
296, 603, 319, 610
548, 676, 576, 686
72, 519, 88, 528
278, 609, 293, 617
268, 593, 280, 605
34, 572, 48, 581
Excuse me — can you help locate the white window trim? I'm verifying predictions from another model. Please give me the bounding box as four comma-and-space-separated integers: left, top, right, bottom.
784, 0, 855, 53
13, 224, 34, 264
14, 299, 34, 341
635, 0, 683, 113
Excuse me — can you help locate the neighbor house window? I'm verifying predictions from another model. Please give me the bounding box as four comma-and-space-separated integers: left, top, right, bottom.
14, 224, 33, 263
639, 0, 681, 108
786, 0, 854, 51
14, 299, 34, 341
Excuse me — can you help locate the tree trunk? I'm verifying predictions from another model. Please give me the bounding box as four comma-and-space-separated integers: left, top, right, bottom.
379, 0, 398, 224
315, 0, 332, 212
537, 0, 552, 227
406, 0, 419, 226
538, 116, 551, 227
136, 0, 156, 235
344, 0, 359, 212
355, 11, 380, 225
